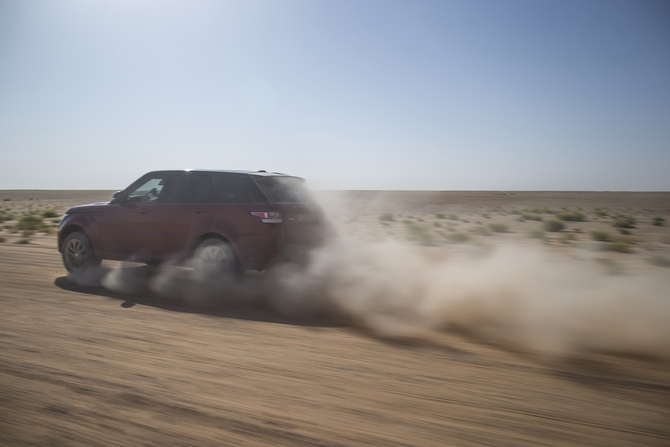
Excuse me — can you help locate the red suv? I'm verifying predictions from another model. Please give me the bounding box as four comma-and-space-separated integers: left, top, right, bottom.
58, 170, 326, 277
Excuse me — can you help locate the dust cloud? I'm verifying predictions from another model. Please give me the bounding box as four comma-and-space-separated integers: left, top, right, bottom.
270, 239, 670, 359
67, 199, 670, 361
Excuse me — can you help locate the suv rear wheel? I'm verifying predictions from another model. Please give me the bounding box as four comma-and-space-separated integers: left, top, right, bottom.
192, 238, 237, 280
62, 231, 100, 273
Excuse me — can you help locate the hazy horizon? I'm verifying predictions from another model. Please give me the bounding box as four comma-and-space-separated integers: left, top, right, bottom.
2, 0, 669, 191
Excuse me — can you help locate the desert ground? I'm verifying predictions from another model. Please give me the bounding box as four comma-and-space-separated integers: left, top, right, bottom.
1, 189, 669, 446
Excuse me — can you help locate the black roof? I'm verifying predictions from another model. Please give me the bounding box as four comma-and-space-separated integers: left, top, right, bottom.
145, 169, 303, 180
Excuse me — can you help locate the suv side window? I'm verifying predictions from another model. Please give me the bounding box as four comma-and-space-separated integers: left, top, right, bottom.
126, 176, 168, 203
213, 174, 267, 203
163, 172, 214, 203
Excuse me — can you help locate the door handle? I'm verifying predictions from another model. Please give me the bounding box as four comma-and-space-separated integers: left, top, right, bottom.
138, 208, 150, 214
193, 208, 206, 214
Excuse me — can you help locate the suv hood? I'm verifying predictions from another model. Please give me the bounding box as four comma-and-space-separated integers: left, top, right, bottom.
64, 202, 110, 214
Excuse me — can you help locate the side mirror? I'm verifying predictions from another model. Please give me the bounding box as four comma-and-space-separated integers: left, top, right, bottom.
111, 191, 123, 203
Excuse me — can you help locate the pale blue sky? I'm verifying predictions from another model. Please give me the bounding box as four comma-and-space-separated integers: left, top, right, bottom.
1, 0, 668, 190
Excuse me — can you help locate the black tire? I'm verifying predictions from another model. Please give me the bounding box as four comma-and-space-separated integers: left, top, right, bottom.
192, 238, 237, 280
62, 231, 100, 273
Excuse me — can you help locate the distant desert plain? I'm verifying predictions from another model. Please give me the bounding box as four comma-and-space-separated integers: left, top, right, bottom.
1, 189, 669, 446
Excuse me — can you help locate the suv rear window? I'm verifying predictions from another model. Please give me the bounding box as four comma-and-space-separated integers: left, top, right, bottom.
256, 177, 313, 203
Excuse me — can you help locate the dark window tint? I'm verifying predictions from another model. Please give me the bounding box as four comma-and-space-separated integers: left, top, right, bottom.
126, 176, 168, 203
163, 173, 213, 203
257, 177, 313, 203
213, 174, 266, 203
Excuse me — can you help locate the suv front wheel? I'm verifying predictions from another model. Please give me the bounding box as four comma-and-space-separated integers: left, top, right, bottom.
192, 238, 237, 280
62, 231, 100, 273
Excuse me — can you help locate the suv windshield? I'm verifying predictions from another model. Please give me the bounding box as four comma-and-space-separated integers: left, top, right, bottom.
256, 177, 313, 203
126, 176, 167, 203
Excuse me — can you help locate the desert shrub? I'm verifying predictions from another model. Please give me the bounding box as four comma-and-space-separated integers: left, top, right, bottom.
612, 214, 636, 229
21, 230, 34, 238
379, 213, 394, 222
435, 213, 446, 219
618, 228, 631, 235
605, 240, 633, 253
594, 209, 609, 217
487, 222, 508, 233
16, 238, 29, 244
527, 228, 545, 239
557, 210, 586, 222
17, 215, 44, 231
41, 209, 58, 218
473, 226, 491, 236
617, 235, 638, 245
0, 210, 14, 223
520, 212, 543, 221
448, 232, 470, 243
433, 222, 442, 228
648, 255, 670, 268
41, 225, 55, 235
3, 198, 10, 201
652, 217, 666, 226
590, 229, 613, 242
0, 236, 5, 243
405, 222, 437, 246
447, 214, 458, 220
543, 219, 565, 232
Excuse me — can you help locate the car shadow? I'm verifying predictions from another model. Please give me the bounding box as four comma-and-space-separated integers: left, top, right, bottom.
54, 269, 343, 328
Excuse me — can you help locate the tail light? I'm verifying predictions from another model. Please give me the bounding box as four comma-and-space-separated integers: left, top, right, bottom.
249, 211, 282, 223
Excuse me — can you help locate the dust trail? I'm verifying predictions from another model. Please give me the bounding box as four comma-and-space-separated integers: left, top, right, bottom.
74, 237, 670, 360
267, 238, 670, 358
67, 194, 670, 360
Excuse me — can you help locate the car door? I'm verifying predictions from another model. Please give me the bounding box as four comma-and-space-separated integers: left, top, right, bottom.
100, 174, 169, 260
152, 172, 216, 258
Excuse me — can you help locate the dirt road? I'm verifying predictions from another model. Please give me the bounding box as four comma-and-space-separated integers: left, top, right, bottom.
1, 191, 669, 446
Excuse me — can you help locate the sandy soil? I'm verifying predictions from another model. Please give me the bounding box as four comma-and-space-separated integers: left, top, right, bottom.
1, 190, 669, 446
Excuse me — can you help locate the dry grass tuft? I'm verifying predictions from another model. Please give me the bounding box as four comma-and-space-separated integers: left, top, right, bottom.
487, 223, 509, 233
543, 219, 565, 232
612, 214, 637, 229
590, 229, 613, 242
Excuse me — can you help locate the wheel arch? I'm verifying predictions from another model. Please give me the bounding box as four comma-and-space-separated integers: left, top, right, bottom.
191, 232, 239, 256
191, 232, 241, 271
58, 224, 91, 252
